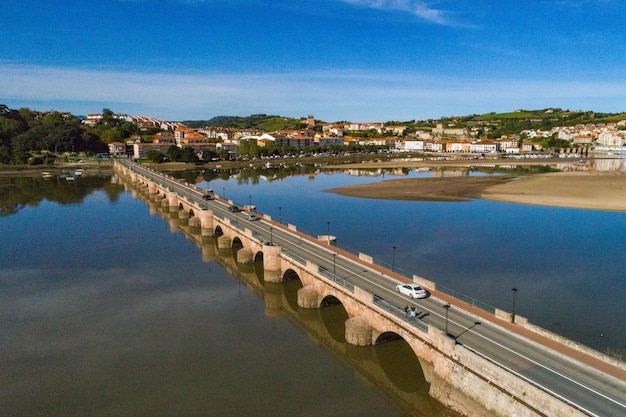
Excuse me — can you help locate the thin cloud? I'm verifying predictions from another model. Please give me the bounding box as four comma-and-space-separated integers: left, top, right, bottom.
2, 64, 625, 121
342, 0, 450, 25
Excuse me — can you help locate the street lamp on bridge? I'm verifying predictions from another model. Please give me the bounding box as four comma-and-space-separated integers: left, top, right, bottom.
443, 304, 451, 335
327, 221, 331, 244
511, 287, 518, 323
392, 246, 397, 272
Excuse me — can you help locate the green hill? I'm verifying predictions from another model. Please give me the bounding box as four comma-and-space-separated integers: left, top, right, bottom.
183, 114, 304, 131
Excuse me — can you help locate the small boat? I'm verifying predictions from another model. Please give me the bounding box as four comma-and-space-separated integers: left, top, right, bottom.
42, 172, 52, 178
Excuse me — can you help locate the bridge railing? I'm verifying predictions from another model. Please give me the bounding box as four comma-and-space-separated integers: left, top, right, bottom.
373, 295, 429, 332
318, 266, 355, 293
251, 230, 266, 244
282, 247, 307, 266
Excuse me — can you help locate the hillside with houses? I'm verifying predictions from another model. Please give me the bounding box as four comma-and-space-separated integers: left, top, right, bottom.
107, 109, 626, 161
2, 105, 625, 165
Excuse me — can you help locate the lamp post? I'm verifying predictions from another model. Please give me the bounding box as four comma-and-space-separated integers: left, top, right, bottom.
333, 253, 336, 280
270, 226, 273, 245
222, 187, 225, 200
511, 288, 518, 323
279, 206, 282, 223
327, 221, 331, 244
392, 246, 397, 272
443, 304, 451, 335
248, 195, 252, 210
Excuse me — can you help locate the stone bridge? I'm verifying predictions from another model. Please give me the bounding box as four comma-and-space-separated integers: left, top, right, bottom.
114, 160, 625, 417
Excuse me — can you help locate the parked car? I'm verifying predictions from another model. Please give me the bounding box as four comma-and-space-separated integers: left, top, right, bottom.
228, 205, 240, 212
246, 213, 260, 221
395, 283, 428, 299
202, 194, 213, 200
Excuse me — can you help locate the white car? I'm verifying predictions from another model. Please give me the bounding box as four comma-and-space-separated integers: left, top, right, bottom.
396, 283, 428, 299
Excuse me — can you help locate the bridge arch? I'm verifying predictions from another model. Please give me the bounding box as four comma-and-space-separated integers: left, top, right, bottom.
253, 251, 264, 264
320, 295, 343, 308
374, 335, 428, 394
282, 268, 301, 283
232, 236, 244, 251
319, 295, 349, 343
375, 331, 404, 345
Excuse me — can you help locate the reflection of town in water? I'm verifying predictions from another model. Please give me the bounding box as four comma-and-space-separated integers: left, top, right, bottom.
166, 157, 626, 190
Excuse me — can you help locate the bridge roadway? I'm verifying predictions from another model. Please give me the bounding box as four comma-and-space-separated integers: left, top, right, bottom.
119, 160, 626, 417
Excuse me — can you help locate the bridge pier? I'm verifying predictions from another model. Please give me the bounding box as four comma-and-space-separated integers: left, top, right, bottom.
147, 181, 157, 194
189, 214, 201, 229
297, 286, 319, 308
199, 210, 215, 237
345, 316, 373, 346
236, 248, 253, 264
168, 194, 179, 213
177, 208, 189, 225
263, 244, 283, 283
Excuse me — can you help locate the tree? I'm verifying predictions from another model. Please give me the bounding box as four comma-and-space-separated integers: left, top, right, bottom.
101, 108, 118, 127
180, 147, 199, 163
166, 145, 182, 162
100, 127, 123, 144
146, 150, 166, 163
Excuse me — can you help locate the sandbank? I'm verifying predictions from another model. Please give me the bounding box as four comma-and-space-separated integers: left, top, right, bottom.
326, 171, 626, 212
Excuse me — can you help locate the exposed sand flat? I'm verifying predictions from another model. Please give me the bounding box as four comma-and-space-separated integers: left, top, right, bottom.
325, 176, 513, 202
481, 171, 626, 211
326, 171, 626, 212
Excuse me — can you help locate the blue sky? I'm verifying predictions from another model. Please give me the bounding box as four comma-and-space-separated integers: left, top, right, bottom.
1, 0, 625, 122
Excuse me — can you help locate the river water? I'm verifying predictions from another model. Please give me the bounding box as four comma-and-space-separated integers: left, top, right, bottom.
1, 161, 624, 416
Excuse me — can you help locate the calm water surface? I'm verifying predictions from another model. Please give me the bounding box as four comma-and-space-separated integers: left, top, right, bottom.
0, 174, 457, 417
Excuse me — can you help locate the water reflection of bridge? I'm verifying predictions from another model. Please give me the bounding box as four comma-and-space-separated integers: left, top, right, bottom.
128, 180, 456, 417
114, 160, 626, 417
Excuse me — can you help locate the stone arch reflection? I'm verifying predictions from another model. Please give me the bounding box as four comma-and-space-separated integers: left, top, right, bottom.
253, 251, 265, 285
319, 295, 348, 343
374, 333, 427, 394
282, 269, 302, 310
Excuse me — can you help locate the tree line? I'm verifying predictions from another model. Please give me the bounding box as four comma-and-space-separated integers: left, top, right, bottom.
0, 105, 160, 165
